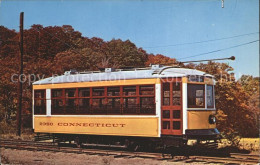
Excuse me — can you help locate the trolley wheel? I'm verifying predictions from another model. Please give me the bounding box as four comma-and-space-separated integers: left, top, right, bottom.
74, 137, 82, 148
125, 140, 139, 151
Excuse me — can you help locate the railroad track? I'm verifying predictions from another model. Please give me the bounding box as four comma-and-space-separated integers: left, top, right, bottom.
0, 139, 259, 164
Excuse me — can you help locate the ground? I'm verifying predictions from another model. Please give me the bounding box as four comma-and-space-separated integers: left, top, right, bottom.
0, 148, 193, 165
219, 138, 259, 151
0, 136, 259, 164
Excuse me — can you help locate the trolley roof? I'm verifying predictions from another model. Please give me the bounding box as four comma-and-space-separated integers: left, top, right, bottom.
33, 65, 213, 85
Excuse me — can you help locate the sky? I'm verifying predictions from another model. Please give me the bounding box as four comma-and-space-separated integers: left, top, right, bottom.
0, 0, 259, 78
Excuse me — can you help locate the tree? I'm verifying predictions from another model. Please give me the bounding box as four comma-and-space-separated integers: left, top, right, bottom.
145, 54, 176, 66
53, 48, 95, 73
216, 82, 257, 138
187, 62, 259, 138
0, 26, 19, 59
0, 57, 19, 123
238, 75, 260, 137
105, 39, 148, 68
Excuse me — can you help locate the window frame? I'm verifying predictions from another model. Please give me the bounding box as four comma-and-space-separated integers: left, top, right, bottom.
51, 89, 65, 114
78, 88, 91, 114
139, 85, 155, 96
162, 82, 170, 106
172, 82, 181, 106
139, 85, 155, 115
187, 84, 205, 108
34, 89, 46, 115
206, 84, 215, 109
65, 88, 77, 114
187, 83, 216, 110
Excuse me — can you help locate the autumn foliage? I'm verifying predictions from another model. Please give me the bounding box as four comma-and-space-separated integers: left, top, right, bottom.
191, 62, 259, 138
0, 25, 259, 138
145, 54, 177, 66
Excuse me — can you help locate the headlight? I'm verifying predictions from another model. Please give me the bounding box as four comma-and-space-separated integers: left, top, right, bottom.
209, 115, 216, 124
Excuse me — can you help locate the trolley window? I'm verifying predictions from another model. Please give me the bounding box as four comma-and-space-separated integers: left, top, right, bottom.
207, 85, 214, 108
34, 90, 46, 115
163, 82, 170, 105
140, 97, 155, 114
107, 87, 120, 96
52, 89, 62, 98
92, 88, 104, 96
173, 121, 181, 130
65, 89, 76, 97
172, 82, 181, 105
78, 98, 90, 113
123, 86, 136, 96
65, 89, 76, 113
51, 89, 64, 114
163, 121, 170, 129
92, 98, 105, 108
188, 75, 204, 82
123, 98, 137, 114
78, 88, 90, 97
163, 110, 170, 119
34, 90, 45, 99
188, 84, 205, 108
173, 110, 181, 119
107, 98, 121, 114
140, 85, 154, 95
52, 99, 63, 114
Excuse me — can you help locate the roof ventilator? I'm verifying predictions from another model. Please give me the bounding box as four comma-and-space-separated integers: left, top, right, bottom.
64, 69, 78, 75
151, 64, 162, 70
151, 64, 163, 74
105, 68, 115, 73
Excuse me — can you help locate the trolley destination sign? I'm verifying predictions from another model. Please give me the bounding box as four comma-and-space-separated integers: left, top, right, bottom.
39, 122, 126, 128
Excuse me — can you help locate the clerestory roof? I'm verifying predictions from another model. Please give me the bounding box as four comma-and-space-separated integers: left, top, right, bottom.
33, 65, 213, 85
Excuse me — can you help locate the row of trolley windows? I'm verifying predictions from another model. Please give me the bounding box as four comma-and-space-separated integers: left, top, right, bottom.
187, 84, 214, 108
34, 85, 155, 115
34, 84, 215, 114
51, 86, 154, 98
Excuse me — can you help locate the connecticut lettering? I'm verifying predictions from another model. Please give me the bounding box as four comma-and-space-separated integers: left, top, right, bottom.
57, 122, 126, 127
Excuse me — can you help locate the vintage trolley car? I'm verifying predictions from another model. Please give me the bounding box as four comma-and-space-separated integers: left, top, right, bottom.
32, 65, 219, 148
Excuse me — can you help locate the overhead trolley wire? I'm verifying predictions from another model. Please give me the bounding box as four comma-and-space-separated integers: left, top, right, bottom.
29, 26, 259, 63
144, 32, 259, 48
177, 39, 259, 60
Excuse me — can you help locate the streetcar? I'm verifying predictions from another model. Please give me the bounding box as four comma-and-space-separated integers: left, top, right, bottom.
32, 65, 219, 148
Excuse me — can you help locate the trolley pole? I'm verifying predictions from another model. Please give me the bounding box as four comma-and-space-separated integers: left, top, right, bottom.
17, 12, 24, 136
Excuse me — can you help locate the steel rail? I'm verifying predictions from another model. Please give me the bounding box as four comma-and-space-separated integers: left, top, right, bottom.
0, 139, 259, 164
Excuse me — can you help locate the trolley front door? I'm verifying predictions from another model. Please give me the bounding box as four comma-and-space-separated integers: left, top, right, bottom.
161, 78, 182, 135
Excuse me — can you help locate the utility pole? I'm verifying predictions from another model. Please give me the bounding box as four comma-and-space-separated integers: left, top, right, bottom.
17, 12, 24, 136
